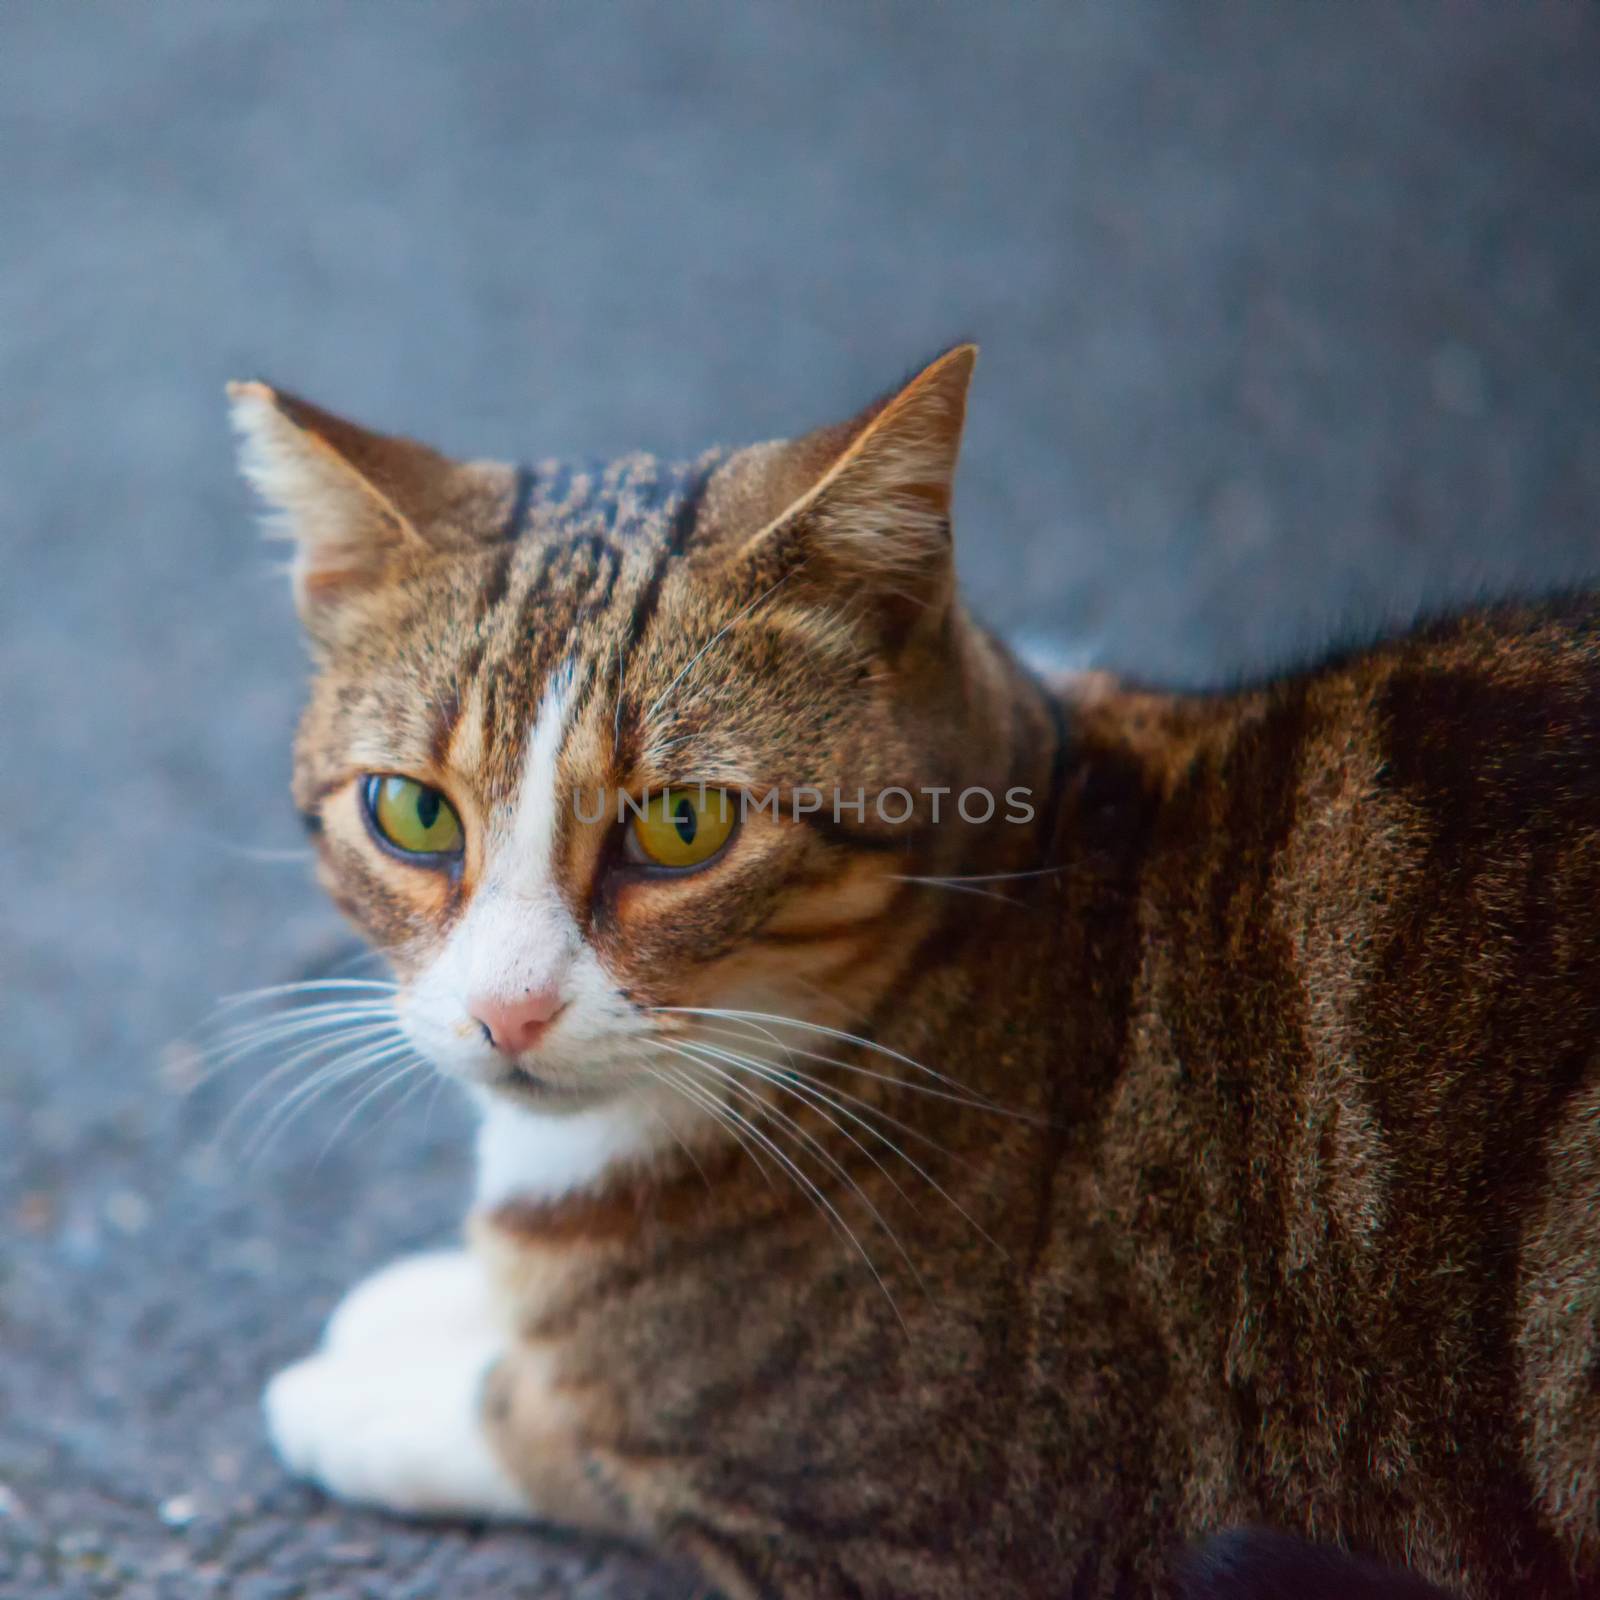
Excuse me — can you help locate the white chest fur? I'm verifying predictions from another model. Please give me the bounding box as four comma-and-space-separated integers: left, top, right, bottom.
471, 1092, 673, 1208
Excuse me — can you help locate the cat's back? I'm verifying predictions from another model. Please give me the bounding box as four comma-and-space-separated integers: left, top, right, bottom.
1076, 590, 1600, 1593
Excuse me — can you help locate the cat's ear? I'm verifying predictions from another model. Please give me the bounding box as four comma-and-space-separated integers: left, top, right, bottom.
227, 382, 505, 629
738, 343, 977, 631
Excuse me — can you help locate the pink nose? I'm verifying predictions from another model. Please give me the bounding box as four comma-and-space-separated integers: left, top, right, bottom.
472, 988, 567, 1055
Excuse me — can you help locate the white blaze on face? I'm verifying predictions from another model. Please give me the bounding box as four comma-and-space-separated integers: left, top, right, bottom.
405, 664, 580, 1068
398, 661, 695, 1202
463, 664, 584, 1003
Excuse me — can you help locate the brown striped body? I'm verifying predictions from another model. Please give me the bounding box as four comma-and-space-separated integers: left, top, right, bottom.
463, 601, 1600, 1598
233, 356, 1600, 1598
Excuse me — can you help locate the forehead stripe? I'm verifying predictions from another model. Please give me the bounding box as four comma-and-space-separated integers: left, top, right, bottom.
496, 465, 538, 542
622, 462, 714, 659
611, 463, 715, 759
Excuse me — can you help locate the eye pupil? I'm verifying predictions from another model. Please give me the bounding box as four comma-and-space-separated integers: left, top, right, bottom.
627, 785, 733, 869
672, 795, 697, 845
367, 775, 463, 860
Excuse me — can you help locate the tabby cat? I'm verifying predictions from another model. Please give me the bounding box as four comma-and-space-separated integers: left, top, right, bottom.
230, 348, 1600, 1598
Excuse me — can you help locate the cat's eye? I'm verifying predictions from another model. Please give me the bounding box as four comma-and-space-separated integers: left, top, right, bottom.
363, 775, 464, 859
626, 788, 737, 870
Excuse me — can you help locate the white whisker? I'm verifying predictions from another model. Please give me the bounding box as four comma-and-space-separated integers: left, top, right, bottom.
652, 1006, 1040, 1123
196, 839, 317, 865
209, 978, 400, 1014
647, 1101, 714, 1191
673, 1040, 933, 1298
317, 1056, 433, 1163
203, 1003, 400, 1068
637, 1053, 779, 1188
688, 1020, 978, 1161
244, 1039, 415, 1166
316, 946, 391, 979
676, 1032, 1003, 1258
215, 1019, 401, 1125
675, 1038, 920, 1213
888, 875, 1026, 907
645, 1047, 906, 1330
897, 867, 1067, 884
643, 570, 796, 726
377, 1067, 442, 1139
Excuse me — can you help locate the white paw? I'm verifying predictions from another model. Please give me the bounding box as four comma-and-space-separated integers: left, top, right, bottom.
322, 1249, 496, 1355
263, 1334, 529, 1519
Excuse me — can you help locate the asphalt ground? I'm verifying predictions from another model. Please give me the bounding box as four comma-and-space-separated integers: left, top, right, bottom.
2, 4, 1597, 1595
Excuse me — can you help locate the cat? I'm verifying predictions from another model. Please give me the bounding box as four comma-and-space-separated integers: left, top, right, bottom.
229, 347, 1600, 1599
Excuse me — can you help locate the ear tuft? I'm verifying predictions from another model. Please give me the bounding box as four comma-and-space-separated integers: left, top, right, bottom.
227, 380, 311, 537
227, 381, 469, 624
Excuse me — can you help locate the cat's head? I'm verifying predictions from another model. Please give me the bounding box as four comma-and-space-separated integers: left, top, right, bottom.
230, 348, 1023, 1139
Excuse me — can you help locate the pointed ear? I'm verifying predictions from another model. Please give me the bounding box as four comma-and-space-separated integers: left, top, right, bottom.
740, 343, 977, 627
227, 382, 509, 628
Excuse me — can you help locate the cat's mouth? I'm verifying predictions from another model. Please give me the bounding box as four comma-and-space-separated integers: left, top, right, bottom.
480, 1061, 611, 1112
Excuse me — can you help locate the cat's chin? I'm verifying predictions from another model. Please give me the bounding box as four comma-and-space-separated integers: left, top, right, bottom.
472, 1062, 618, 1115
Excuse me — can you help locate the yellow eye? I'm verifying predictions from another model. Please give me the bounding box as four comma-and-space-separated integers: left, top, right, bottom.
364, 775, 464, 858
628, 788, 737, 870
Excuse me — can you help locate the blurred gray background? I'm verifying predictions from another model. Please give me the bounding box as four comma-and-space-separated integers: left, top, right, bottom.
2, 4, 1597, 1596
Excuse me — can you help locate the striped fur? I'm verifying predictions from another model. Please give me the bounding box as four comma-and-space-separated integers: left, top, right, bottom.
236, 353, 1600, 1598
